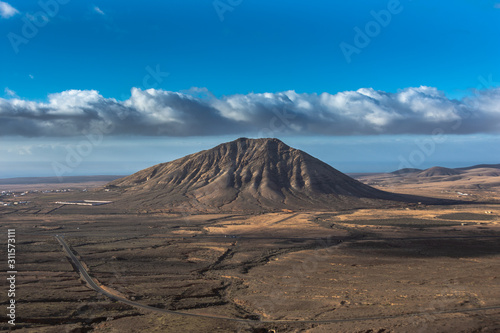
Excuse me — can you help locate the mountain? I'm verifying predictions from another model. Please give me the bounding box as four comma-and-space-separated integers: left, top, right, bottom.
390, 164, 500, 178
358, 164, 500, 191
416, 167, 463, 177
462, 168, 500, 177
390, 168, 422, 175
107, 138, 409, 212
456, 164, 500, 171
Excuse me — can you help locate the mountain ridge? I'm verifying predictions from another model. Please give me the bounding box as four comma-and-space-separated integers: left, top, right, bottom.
391, 164, 500, 176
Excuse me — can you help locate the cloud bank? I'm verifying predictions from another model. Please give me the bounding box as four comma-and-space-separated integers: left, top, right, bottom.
1, 86, 499, 137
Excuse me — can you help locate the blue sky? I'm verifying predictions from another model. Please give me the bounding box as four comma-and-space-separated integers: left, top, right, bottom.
1, 0, 499, 177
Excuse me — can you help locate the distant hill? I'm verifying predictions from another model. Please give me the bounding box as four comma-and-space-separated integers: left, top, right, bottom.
455, 164, 500, 171
0, 175, 124, 185
391, 164, 500, 177
417, 167, 463, 177
391, 168, 422, 175
463, 168, 500, 177
357, 163, 500, 192
107, 138, 414, 212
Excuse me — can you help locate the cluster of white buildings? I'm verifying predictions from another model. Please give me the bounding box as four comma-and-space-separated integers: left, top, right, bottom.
0, 201, 29, 206
1, 190, 33, 206
2, 190, 34, 197
42, 189, 72, 193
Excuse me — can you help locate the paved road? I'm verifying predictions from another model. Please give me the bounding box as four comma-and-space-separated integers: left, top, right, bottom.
55, 235, 500, 324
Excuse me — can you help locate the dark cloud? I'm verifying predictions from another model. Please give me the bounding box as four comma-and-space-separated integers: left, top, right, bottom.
1, 86, 499, 137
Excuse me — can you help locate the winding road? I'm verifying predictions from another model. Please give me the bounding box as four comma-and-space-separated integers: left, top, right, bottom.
55, 235, 500, 324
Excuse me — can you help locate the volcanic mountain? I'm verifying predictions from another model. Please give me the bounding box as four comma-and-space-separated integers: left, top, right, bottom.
416, 166, 463, 177
107, 138, 412, 212
391, 168, 422, 175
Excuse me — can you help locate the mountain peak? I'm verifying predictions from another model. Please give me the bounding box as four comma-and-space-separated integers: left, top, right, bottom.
218, 137, 290, 152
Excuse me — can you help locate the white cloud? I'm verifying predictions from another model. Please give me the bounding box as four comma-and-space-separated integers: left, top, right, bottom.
0, 1, 18, 19
4, 87, 16, 97
29, 74, 34, 80
465, 87, 500, 114
125, 88, 182, 124
1, 86, 500, 137
93, 6, 105, 15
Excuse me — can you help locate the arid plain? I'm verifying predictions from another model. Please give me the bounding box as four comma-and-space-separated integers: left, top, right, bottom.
1, 171, 499, 332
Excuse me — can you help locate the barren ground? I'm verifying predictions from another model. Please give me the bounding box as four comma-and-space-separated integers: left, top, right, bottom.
0, 180, 499, 332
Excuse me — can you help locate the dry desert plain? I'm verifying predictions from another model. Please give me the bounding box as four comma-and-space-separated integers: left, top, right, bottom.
1, 175, 500, 332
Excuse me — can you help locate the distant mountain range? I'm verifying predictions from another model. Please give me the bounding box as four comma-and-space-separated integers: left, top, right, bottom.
353, 163, 500, 191
391, 164, 500, 178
